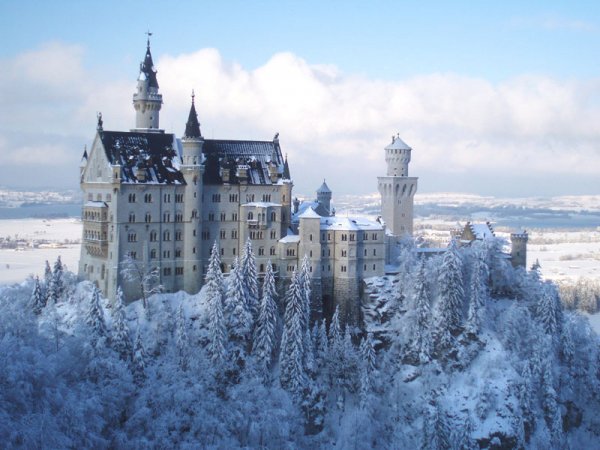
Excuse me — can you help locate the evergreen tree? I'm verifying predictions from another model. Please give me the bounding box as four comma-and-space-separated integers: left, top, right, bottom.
252, 261, 278, 373
314, 319, 329, 370
537, 283, 561, 335
206, 242, 227, 364
43, 260, 52, 298
46, 273, 59, 304
329, 305, 342, 347
410, 258, 432, 363
175, 303, 189, 370
434, 239, 464, 351
299, 254, 313, 327
518, 361, 535, 442
465, 252, 488, 336
279, 270, 307, 397
30, 276, 45, 315
240, 238, 259, 321
132, 326, 147, 385
224, 258, 252, 343
421, 393, 451, 450
52, 256, 65, 299
111, 287, 132, 362
360, 332, 376, 375
86, 285, 107, 345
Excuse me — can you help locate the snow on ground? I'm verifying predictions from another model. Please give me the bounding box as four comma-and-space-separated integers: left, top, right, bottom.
585, 312, 600, 335
0, 218, 81, 284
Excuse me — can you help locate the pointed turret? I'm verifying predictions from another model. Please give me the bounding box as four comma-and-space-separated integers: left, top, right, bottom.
132, 33, 163, 132
283, 154, 291, 179
316, 179, 332, 216
184, 91, 202, 138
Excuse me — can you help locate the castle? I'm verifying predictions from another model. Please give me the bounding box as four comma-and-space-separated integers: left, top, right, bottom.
78, 39, 526, 324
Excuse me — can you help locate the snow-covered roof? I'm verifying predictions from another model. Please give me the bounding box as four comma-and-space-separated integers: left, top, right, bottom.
468, 222, 495, 240
279, 234, 301, 244
385, 135, 411, 151
320, 216, 383, 231
298, 208, 321, 219
243, 202, 282, 208
84, 201, 108, 208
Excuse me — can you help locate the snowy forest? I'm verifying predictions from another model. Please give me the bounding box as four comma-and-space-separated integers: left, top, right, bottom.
1, 238, 599, 449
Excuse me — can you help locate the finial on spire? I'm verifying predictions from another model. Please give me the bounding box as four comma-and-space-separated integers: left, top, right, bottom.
184, 92, 202, 138
145, 30, 153, 48
191, 89, 195, 104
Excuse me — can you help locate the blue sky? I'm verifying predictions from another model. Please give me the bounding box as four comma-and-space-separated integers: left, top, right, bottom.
0, 1, 599, 196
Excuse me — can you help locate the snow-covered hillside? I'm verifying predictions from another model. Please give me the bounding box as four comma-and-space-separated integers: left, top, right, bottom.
1, 239, 598, 448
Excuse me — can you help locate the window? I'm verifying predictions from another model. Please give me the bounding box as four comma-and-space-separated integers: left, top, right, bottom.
341, 234, 347, 241
232, 213, 238, 221
232, 248, 236, 256
144, 212, 152, 223
287, 265, 295, 272
270, 247, 276, 256
250, 231, 263, 240
201, 231, 210, 240
88, 193, 93, 201
193, 247, 196, 254
247, 212, 254, 220
144, 193, 152, 203
341, 265, 347, 273
262, 194, 271, 202
127, 232, 137, 242
270, 230, 277, 239
364, 249, 367, 256
309, 250, 313, 257
212, 194, 221, 203
322, 249, 325, 257
328, 233, 331, 241
246, 194, 255, 202
364, 264, 367, 271
372, 233, 378, 240
341, 250, 347, 257
220, 248, 224, 256
106, 193, 111, 202
175, 267, 184, 275
163, 267, 172, 276
164, 193, 171, 203
129, 252, 137, 260
258, 247, 265, 256
328, 249, 331, 256
163, 250, 170, 258
229, 194, 238, 202
286, 248, 296, 257
373, 264, 376, 270
175, 193, 183, 203
231, 230, 238, 239
163, 230, 170, 241
270, 211, 276, 221
220, 212, 226, 221
208, 213, 215, 221
150, 230, 157, 242
220, 229, 226, 239
163, 212, 171, 222
128, 193, 136, 203
150, 249, 157, 259
175, 230, 182, 241
373, 249, 377, 256
260, 264, 264, 272
175, 213, 183, 222
349, 233, 355, 241
309, 234, 313, 242
193, 265, 197, 272
191, 210, 198, 219
364, 233, 368, 241
128, 213, 135, 223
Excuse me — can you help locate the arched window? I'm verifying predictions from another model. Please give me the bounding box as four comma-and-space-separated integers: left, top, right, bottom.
248, 212, 254, 220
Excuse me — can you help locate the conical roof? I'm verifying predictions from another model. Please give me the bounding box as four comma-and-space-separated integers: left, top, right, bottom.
184, 92, 202, 138
317, 179, 331, 194
139, 39, 159, 89
385, 135, 411, 151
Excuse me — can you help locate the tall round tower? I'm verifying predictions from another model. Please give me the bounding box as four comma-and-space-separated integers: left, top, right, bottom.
377, 134, 418, 241
132, 36, 163, 131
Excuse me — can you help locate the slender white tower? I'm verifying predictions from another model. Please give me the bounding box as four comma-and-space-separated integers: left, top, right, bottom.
377, 134, 418, 236
132, 35, 163, 132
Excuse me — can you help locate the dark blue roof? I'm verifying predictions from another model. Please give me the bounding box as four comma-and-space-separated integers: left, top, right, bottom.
100, 131, 184, 184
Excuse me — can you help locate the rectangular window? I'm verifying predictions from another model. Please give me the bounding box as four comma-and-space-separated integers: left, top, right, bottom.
175, 249, 181, 258
175, 267, 184, 275
212, 194, 221, 203
208, 213, 215, 221
220, 229, 226, 239
232, 213, 238, 221
341, 250, 347, 257
220, 212, 226, 221
164, 194, 171, 203
175, 231, 182, 241
201, 231, 210, 240
163, 267, 172, 276
229, 194, 238, 202
175, 193, 183, 203
231, 229, 238, 239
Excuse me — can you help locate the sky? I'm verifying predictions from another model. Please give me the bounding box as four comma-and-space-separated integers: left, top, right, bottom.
0, 1, 599, 197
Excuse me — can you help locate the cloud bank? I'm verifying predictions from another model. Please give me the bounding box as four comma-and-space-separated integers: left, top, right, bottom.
0, 42, 598, 195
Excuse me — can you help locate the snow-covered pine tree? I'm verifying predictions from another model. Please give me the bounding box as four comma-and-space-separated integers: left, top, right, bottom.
329, 305, 342, 347
43, 259, 52, 296
434, 239, 464, 352
313, 318, 329, 370
30, 276, 45, 315
86, 285, 107, 346
132, 326, 147, 385
410, 258, 432, 364
421, 393, 451, 450
111, 287, 132, 362
175, 303, 189, 370
205, 242, 227, 364
46, 272, 59, 304
465, 252, 488, 336
279, 270, 307, 397
360, 332, 376, 375
240, 238, 259, 322
252, 261, 278, 373
537, 282, 561, 335
224, 257, 252, 344
52, 256, 65, 299
541, 356, 563, 444
299, 254, 313, 326
518, 360, 535, 442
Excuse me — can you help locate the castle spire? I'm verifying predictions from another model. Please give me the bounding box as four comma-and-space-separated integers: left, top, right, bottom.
132, 33, 163, 131
283, 153, 291, 179
183, 90, 202, 138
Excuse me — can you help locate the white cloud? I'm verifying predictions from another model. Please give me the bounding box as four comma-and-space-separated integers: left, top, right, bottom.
0, 42, 599, 195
